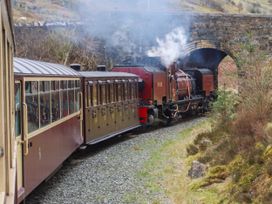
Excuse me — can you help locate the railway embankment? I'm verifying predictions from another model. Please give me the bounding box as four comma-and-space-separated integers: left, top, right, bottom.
25, 118, 206, 204
182, 45, 272, 204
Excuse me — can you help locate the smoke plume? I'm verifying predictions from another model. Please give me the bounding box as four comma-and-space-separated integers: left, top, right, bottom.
74, 0, 191, 64
147, 27, 187, 67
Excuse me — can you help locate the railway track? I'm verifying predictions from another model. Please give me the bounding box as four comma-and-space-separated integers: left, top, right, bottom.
25, 117, 206, 204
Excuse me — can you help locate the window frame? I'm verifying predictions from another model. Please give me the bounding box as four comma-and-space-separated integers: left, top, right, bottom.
23, 77, 81, 138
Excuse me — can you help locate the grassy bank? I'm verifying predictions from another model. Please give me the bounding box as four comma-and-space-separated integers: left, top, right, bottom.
124, 120, 226, 204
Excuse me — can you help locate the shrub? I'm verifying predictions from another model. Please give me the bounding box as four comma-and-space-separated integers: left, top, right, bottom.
233, 43, 272, 144
211, 89, 238, 127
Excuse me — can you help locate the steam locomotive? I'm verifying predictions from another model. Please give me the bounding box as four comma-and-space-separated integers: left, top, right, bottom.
113, 60, 215, 125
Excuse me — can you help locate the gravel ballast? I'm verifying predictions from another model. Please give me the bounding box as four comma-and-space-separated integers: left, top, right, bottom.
26, 118, 205, 204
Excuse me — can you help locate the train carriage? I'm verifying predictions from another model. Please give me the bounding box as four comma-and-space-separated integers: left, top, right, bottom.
14, 58, 83, 202
80, 71, 140, 144
0, 0, 16, 203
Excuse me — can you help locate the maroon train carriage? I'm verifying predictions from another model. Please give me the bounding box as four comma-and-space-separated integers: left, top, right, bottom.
79, 71, 141, 144
113, 63, 215, 125
14, 58, 83, 202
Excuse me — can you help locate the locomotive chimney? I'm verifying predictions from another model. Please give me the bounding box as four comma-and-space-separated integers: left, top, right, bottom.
97, 65, 107, 71
70, 64, 81, 71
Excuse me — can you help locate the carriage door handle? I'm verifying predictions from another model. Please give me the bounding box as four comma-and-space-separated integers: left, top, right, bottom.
92, 110, 97, 118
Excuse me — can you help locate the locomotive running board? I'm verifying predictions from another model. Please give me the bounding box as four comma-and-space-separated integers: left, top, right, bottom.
87, 125, 142, 145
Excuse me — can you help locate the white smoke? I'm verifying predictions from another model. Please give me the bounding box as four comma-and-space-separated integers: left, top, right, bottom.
147, 27, 187, 67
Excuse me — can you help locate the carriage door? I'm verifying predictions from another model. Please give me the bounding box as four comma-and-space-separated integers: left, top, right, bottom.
115, 81, 123, 131
98, 81, 108, 137
15, 81, 24, 195
87, 81, 98, 142
124, 80, 131, 127
107, 81, 115, 133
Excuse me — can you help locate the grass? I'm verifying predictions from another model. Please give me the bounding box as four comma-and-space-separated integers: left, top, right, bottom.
124, 120, 229, 204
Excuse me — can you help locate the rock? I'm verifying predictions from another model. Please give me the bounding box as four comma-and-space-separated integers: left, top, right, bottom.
188, 160, 207, 179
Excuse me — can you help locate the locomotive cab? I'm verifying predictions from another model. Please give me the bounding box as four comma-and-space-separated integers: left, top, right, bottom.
112, 65, 166, 125
183, 68, 215, 97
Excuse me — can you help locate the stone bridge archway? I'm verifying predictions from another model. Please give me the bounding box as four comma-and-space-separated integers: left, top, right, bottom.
179, 40, 238, 89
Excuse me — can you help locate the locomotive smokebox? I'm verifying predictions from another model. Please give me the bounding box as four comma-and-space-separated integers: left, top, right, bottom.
70, 64, 81, 71
97, 65, 106, 71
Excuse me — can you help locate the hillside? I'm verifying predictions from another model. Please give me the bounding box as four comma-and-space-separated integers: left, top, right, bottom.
13, 0, 272, 23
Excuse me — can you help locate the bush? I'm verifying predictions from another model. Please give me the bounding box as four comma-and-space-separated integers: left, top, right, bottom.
187, 41, 272, 203
211, 89, 238, 127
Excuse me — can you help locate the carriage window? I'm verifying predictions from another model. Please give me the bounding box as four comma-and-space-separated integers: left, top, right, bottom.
107, 84, 111, 103
110, 84, 114, 103
132, 82, 135, 99
88, 85, 93, 106
100, 84, 106, 105
115, 84, 118, 102
25, 81, 39, 133
122, 83, 126, 101
135, 83, 138, 99
60, 81, 69, 117
128, 83, 132, 100
124, 82, 128, 100
133, 82, 138, 99
119, 83, 122, 101
40, 81, 51, 127
75, 80, 80, 112
51, 81, 60, 122
93, 83, 97, 106
68, 81, 75, 114
15, 82, 21, 137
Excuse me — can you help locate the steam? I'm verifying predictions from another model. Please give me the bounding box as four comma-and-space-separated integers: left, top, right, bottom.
147, 27, 187, 67
74, 0, 191, 64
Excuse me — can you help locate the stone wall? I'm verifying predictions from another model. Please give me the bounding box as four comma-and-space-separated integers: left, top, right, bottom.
187, 13, 272, 55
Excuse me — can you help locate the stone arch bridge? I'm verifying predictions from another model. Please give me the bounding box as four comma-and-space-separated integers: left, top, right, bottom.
181, 13, 272, 72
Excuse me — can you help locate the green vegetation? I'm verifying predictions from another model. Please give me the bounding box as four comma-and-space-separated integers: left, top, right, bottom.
125, 121, 225, 204
185, 42, 272, 203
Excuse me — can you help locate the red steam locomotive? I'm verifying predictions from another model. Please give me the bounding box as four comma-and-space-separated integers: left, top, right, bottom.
113, 61, 215, 125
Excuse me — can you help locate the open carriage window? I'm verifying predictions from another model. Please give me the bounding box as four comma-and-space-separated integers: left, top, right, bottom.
15, 82, 21, 137
75, 80, 80, 112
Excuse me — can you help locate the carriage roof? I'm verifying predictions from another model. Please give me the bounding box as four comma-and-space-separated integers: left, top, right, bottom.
14, 58, 80, 77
